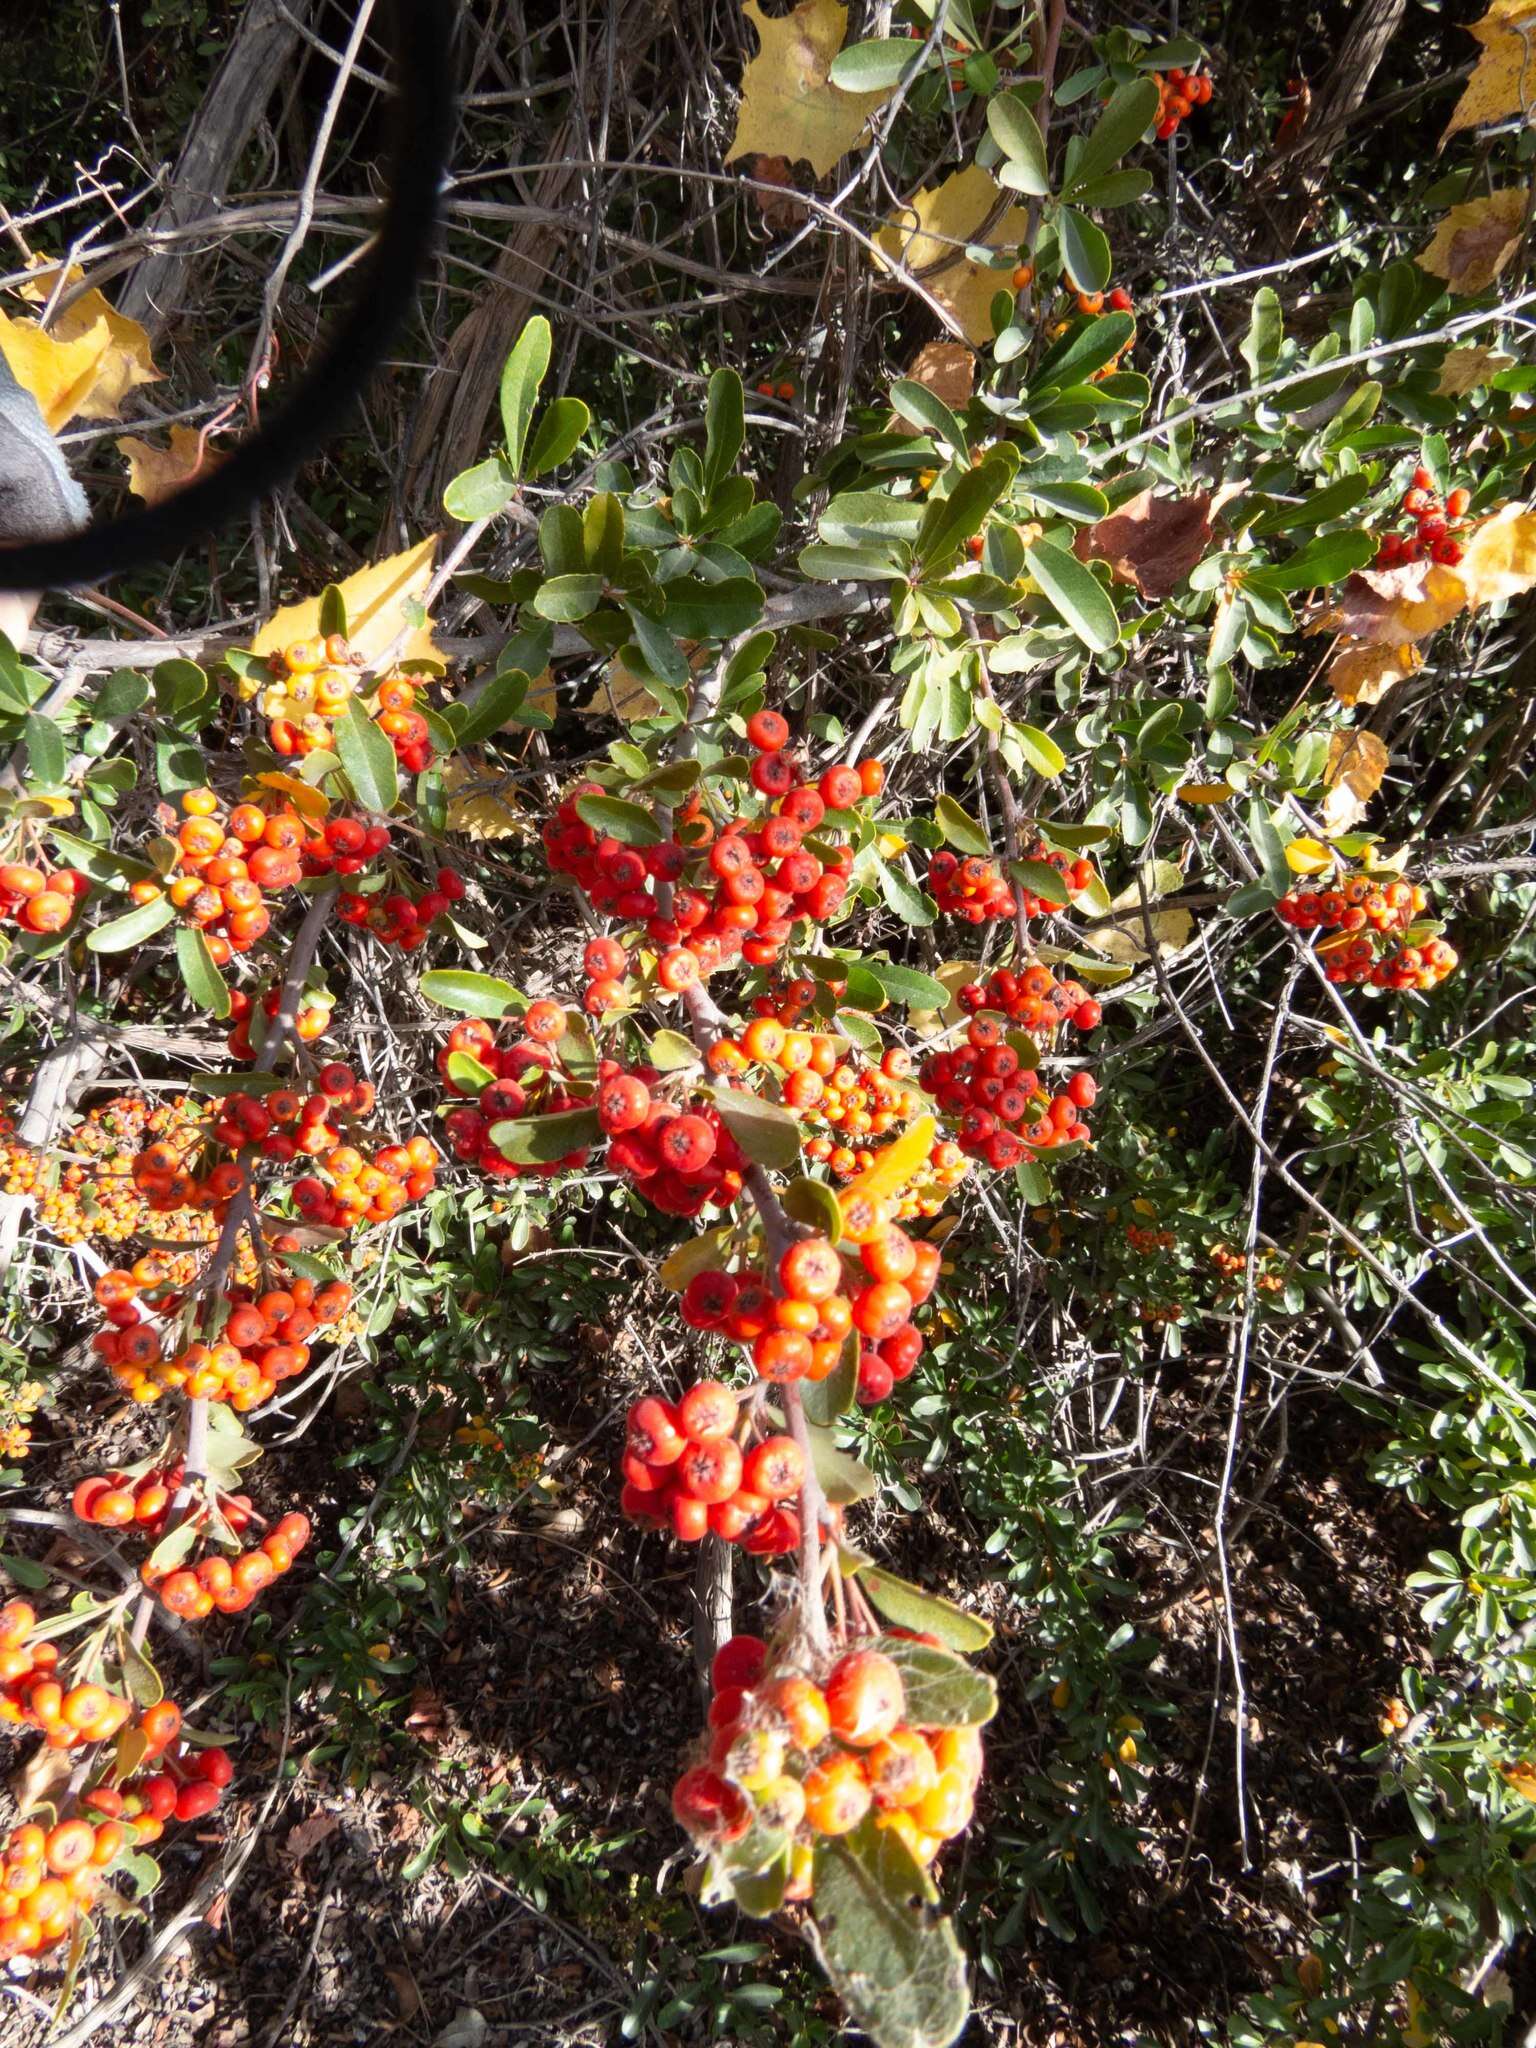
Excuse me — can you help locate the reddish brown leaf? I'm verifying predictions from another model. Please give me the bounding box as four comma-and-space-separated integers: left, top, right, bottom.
1073, 489, 1214, 601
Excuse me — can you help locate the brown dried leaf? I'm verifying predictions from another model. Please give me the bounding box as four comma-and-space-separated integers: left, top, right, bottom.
1443, 0, 1536, 143
1416, 186, 1529, 295
1327, 640, 1423, 708
1073, 489, 1213, 601
1436, 344, 1515, 394
283, 1809, 341, 1861
386, 1969, 423, 2020
897, 341, 976, 421
1312, 559, 1468, 645
1321, 730, 1389, 834
749, 154, 808, 231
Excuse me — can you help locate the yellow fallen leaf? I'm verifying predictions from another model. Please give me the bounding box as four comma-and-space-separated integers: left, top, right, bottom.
838, 1115, 937, 1239
14, 256, 86, 305
590, 656, 659, 720
254, 772, 329, 820
1442, 0, 1536, 142
875, 165, 1031, 346
1285, 836, 1334, 875
1176, 782, 1234, 804
1455, 499, 1536, 608
1321, 730, 1389, 834
0, 309, 112, 431
1436, 343, 1515, 394
49, 288, 158, 418
1080, 907, 1193, 963
1327, 639, 1422, 708
251, 538, 441, 668
725, 0, 895, 179
1416, 186, 1529, 295
439, 754, 523, 841
1501, 1758, 1536, 1801
118, 424, 224, 505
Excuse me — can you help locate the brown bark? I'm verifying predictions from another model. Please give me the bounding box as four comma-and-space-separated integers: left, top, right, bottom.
116, 0, 317, 336
1261, 0, 1408, 250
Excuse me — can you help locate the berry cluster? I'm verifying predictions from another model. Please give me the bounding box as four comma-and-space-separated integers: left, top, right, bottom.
753, 377, 799, 402
0, 857, 88, 936
921, 1014, 1096, 1170
1275, 873, 1459, 990
621, 1381, 804, 1552
92, 1266, 353, 1408
956, 965, 1102, 1036
0, 1812, 124, 1962
681, 1226, 936, 1406
597, 1060, 747, 1216
672, 1635, 984, 1891
133, 788, 310, 961
928, 846, 1095, 924
90, 1716, 234, 1841
708, 1018, 924, 1176
544, 754, 881, 994
337, 865, 464, 950
1373, 468, 1469, 570
438, 1006, 596, 1179
1150, 64, 1212, 139
257, 637, 436, 776
145, 1512, 311, 1621
1069, 285, 1135, 318
226, 980, 335, 1061
0, 1601, 131, 1751
255, 634, 359, 757
2, 1094, 217, 1249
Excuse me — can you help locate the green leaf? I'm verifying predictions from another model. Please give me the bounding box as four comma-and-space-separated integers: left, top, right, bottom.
45, 828, 153, 885
317, 584, 347, 639
1014, 723, 1066, 777
625, 607, 690, 689
1008, 857, 1070, 907
878, 860, 936, 927
987, 91, 1049, 194
0, 1551, 50, 1589
446, 1050, 496, 1093
174, 925, 231, 1018
1029, 313, 1135, 393
526, 396, 590, 478
914, 455, 1015, 571
1025, 540, 1119, 652
1057, 207, 1112, 294
803, 1423, 877, 1504
855, 1566, 994, 1651
647, 1029, 701, 1072
22, 714, 66, 787
418, 969, 527, 1018
335, 698, 398, 813
489, 1106, 601, 1165
500, 316, 552, 477
819, 492, 925, 549
782, 1174, 843, 1241
443, 455, 518, 522
532, 573, 605, 623
801, 1330, 859, 1425
711, 1085, 801, 1170
1241, 286, 1283, 384
861, 959, 950, 1011
813, 1821, 969, 2048
659, 577, 765, 640
574, 792, 662, 846
1257, 528, 1376, 592
446, 668, 529, 749
584, 492, 626, 577
828, 36, 920, 91
703, 368, 746, 492
86, 895, 176, 953
933, 795, 991, 857
1064, 76, 1161, 195
799, 543, 906, 582
877, 1637, 998, 1728
890, 381, 968, 459
93, 669, 151, 720
1067, 168, 1153, 208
